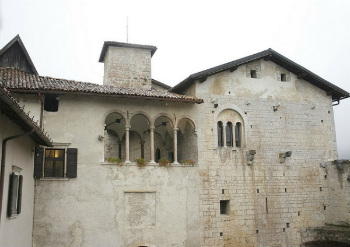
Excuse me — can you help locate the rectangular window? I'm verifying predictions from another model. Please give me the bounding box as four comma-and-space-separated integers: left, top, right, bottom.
34, 148, 78, 178
44, 149, 65, 177
220, 200, 230, 215
250, 70, 257, 78
7, 167, 23, 218
44, 94, 59, 112
281, 73, 286, 81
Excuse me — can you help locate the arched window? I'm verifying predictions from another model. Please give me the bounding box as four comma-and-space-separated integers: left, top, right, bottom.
226, 122, 233, 147
104, 112, 124, 161
217, 109, 244, 148
217, 121, 223, 147
235, 122, 242, 148
155, 148, 161, 162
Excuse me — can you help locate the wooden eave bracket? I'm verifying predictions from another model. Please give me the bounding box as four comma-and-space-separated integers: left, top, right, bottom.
199, 77, 207, 83
327, 90, 335, 96
229, 66, 238, 72
264, 55, 272, 61
297, 73, 307, 79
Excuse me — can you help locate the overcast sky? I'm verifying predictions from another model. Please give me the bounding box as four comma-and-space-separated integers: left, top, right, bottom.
0, 0, 349, 158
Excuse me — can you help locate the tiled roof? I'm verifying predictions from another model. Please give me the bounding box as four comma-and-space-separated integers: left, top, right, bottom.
151, 79, 172, 90
0, 68, 203, 103
170, 48, 350, 102
0, 84, 52, 146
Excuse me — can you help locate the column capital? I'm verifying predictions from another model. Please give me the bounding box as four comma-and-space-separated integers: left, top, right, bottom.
173, 128, 179, 132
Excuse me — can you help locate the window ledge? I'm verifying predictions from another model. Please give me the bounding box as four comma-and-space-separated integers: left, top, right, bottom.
100, 162, 198, 167
220, 214, 230, 217
215, 147, 241, 150
40, 177, 69, 181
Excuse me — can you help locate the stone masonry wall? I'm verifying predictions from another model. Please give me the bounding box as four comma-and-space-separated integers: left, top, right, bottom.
194, 59, 341, 247
103, 46, 152, 90
323, 161, 350, 226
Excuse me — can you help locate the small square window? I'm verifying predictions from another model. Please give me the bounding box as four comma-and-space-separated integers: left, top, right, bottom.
220, 200, 230, 215
44, 94, 59, 112
250, 70, 257, 78
281, 73, 286, 81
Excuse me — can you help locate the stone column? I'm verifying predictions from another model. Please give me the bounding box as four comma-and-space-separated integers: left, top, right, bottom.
223, 123, 227, 147
173, 128, 179, 164
125, 125, 131, 163
150, 127, 155, 164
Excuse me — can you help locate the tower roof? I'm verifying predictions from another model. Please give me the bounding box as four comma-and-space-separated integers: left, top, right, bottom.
98, 41, 157, 62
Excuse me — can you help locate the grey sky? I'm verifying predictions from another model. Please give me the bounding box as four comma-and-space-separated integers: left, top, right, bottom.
0, 0, 349, 158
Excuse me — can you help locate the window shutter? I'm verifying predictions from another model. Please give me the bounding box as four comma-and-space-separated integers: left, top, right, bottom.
17, 175, 23, 214
7, 172, 14, 217
66, 148, 78, 178
34, 148, 44, 178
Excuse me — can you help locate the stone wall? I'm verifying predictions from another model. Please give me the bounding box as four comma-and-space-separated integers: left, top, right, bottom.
323, 160, 350, 226
103, 46, 152, 90
194, 59, 341, 247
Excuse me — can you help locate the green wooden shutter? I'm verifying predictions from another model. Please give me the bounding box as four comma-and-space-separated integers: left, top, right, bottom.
66, 148, 78, 178
7, 172, 14, 217
17, 175, 23, 214
34, 148, 44, 178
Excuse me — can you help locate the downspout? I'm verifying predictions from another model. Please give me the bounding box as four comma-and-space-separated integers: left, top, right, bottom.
0, 129, 34, 228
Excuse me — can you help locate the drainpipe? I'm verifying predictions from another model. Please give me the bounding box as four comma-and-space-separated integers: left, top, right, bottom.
0, 129, 34, 228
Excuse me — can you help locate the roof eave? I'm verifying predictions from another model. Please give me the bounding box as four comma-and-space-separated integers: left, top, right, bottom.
171, 49, 350, 100
0, 87, 52, 146
7, 88, 203, 104
98, 41, 157, 63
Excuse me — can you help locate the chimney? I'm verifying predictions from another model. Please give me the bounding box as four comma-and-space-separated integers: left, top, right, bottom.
99, 41, 157, 90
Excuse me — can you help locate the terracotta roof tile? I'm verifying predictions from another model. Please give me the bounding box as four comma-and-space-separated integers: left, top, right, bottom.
0, 84, 52, 146
0, 68, 203, 103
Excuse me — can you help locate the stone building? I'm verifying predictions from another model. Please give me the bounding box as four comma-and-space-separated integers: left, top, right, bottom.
0, 35, 349, 247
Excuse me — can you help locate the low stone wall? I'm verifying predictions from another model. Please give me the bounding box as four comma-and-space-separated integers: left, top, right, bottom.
301, 225, 350, 246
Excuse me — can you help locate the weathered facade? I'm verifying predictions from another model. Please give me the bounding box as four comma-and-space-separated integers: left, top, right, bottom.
172, 58, 350, 247
0, 35, 349, 247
